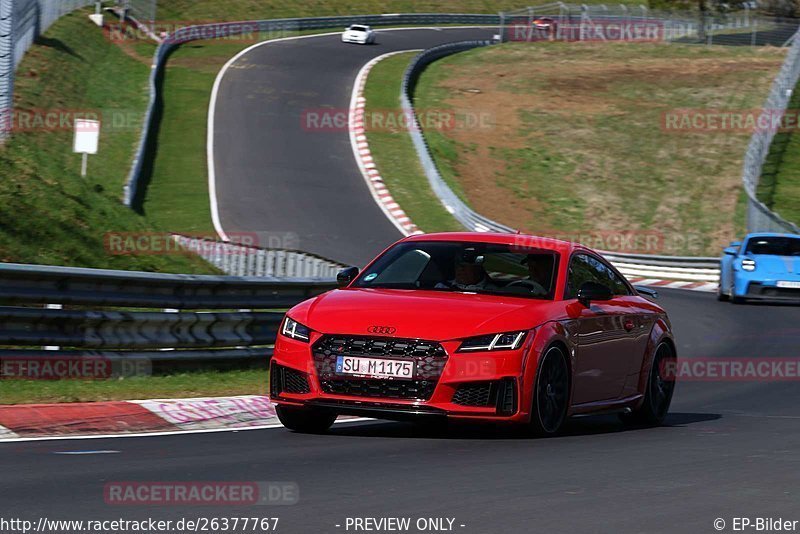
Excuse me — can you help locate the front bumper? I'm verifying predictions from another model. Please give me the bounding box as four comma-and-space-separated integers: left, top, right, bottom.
735, 275, 800, 302
270, 333, 530, 423
342, 35, 369, 44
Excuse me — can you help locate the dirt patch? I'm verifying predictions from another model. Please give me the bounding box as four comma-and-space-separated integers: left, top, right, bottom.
417, 42, 785, 254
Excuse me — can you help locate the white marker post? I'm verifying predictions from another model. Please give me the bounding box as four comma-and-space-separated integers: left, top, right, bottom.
73, 119, 100, 177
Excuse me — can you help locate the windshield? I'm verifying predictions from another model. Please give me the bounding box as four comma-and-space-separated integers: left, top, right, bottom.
349, 25, 368, 31
353, 241, 559, 299
745, 236, 800, 256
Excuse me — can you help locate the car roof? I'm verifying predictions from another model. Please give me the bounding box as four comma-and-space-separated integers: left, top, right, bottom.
400, 232, 583, 256
745, 232, 800, 239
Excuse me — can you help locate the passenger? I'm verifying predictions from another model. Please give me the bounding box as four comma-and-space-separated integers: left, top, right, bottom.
436, 250, 496, 291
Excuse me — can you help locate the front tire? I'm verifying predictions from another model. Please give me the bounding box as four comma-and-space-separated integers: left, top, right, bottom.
276, 405, 336, 434
623, 342, 676, 426
717, 283, 729, 301
529, 346, 570, 436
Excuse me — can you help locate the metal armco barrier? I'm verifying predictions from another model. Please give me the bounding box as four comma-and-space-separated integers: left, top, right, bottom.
0, 262, 336, 308
401, 40, 505, 236
123, 12, 501, 207
741, 25, 800, 234
0, 262, 337, 363
0, 307, 282, 349
173, 235, 346, 278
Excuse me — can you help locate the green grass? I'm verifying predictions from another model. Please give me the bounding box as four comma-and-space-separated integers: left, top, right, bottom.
156, 0, 643, 22
0, 369, 268, 404
758, 86, 800, 227
363, 52, 462, 232
412, 42, 785, 255
0, 10, 214, 272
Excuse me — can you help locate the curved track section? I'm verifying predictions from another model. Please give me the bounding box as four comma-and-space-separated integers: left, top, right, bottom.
211, 28, 495, 267
2, 292, 800, 532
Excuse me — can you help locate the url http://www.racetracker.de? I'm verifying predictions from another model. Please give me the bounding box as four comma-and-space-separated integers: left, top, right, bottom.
0, 517, 280, 534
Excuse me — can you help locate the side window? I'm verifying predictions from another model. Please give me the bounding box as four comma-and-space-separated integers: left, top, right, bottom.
566, 254, 631, 299
594, 257, 631, 295
566, 254, 600, 299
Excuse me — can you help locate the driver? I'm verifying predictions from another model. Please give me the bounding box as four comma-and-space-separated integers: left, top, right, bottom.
436, 249, 496, 291
506, 254, 553, 295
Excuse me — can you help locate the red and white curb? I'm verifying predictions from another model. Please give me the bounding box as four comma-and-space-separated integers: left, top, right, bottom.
0, 424, 19, 440
0, 395, 279, 441
627, 277, 717, 292
349, 51, 424, 237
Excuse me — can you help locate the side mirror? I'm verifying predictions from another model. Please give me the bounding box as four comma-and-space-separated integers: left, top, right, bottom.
577, 281, 613, 306
634, 285, 658, 299
723, 246, 738, 256
337, 267, 359, 288
729, 240, 741, 247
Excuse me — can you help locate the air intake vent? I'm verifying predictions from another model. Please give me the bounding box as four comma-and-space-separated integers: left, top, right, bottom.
270, 363, 311, 396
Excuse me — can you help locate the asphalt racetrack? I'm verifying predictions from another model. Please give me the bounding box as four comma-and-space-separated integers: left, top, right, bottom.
4, 25, 798, 534
3, 290, 800, 533
211, 27, 496, 267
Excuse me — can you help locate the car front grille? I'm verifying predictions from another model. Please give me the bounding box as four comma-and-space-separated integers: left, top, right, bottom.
313, 335, 447, 401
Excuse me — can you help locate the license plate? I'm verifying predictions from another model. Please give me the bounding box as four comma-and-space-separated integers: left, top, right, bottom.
335, 356, 414, 379
777, 281, 800, 289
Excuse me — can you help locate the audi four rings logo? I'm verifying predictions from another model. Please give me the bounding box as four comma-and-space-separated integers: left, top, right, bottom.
368, 325, 397, 335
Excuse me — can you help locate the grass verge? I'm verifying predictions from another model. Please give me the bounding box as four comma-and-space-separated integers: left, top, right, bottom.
758, 87, 800, 227
363, 52, 462, 232
156, 0, 640, 22
0, 369, 268, 405
413, 42, 785, 255
0, 10, 213, 273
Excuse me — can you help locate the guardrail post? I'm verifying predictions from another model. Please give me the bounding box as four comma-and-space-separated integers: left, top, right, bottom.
0, 0, 13, 143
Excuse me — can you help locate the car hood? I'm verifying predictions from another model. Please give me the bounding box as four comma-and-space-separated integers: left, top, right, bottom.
748, 254, 800, 275
289, 288, 553, 341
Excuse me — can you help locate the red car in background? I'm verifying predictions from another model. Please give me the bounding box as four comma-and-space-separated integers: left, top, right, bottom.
270, 232, 676, 435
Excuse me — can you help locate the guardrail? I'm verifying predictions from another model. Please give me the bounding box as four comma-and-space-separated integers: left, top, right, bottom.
122, 12, 502, 207
0, 262, 337, 365
400, 40, 721, 283
742, 25, 800, 234
173, 235, 347, 278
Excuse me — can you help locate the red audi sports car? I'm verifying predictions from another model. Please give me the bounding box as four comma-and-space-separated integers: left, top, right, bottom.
270, 232, 676, 435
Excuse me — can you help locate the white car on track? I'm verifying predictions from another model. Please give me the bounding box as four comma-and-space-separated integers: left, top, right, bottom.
342, 24, 376, 44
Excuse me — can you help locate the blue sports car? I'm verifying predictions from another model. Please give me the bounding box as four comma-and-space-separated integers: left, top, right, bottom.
718, 233, 800, 303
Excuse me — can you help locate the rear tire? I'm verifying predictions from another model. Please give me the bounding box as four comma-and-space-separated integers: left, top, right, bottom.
276, 405, 336, 434
529, 346, 570, 437
623, 342, 676, 426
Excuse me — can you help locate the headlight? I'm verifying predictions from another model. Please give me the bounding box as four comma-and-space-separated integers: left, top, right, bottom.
281, 317, 311, 342
742, 258, 756, 272
457, 331, 527, 352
